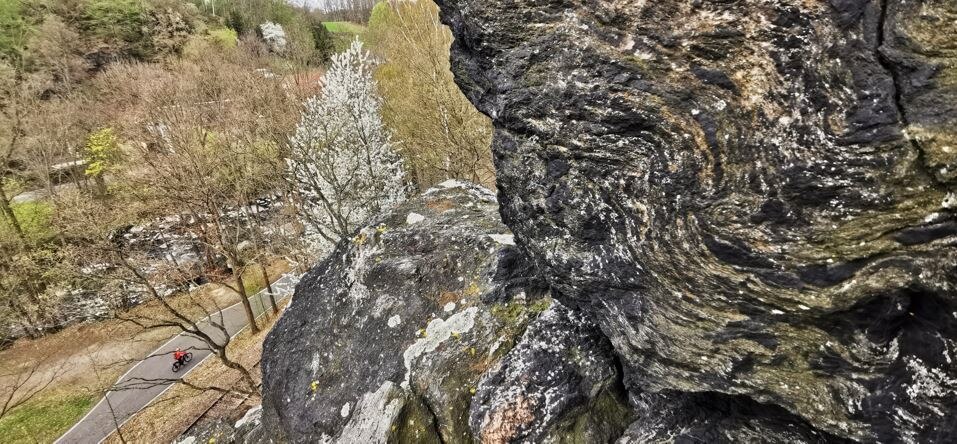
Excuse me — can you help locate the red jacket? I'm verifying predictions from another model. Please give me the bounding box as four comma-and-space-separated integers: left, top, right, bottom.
174, 350, 186, 360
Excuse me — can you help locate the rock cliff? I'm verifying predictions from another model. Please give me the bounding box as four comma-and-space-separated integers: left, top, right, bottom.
435, 0, 957, 442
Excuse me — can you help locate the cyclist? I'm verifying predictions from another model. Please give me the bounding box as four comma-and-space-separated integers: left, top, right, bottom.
173, 347, 187, 365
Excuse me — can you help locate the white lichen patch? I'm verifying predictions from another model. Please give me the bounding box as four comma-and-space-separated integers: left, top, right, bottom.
234, 405, 262, 429
424, 179, 497, 201
345, 228, 383, 302
338, 382, 405, 442
341, 402, 351, 418
488, 234, 516, 245
905, 357, 957, 402
443, 302, 456, 312
387, 315, 402, 328
401, 307, 479, 389
943, 193, 956, 209
310, 352, 324, 374
619, 35, 635, 51
437, 179, 471, 189
406, 212, 426, 224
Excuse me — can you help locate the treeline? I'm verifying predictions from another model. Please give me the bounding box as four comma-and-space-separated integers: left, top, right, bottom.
0, 0, 337, 74
1, 45, 313, 343
192, 0, 336, 63
307, 0, 376, 23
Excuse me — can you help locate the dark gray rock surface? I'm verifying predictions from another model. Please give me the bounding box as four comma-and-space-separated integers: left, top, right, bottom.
436, 0, 957, 442
617, 391, 851, 444
260, 182, 627, 443
470, 301, 631, 444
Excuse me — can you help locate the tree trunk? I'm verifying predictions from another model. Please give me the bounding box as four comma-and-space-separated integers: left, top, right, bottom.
234, 272, 260, 334
26, 283, 51, 325
0, 185, 24, 241
260, 263, 278, 314
93, 175, 107, 197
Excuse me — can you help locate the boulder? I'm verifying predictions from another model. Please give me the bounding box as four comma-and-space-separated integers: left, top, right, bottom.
260, 182, 628, 443
437, 0, 957, 442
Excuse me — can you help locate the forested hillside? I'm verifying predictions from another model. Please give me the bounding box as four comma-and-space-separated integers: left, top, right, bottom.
1, 0, 337, 343
4, 0, 955, 443
1, 0, 490, 341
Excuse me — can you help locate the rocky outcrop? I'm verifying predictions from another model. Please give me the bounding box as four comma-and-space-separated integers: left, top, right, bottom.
437, 0, 957, 442
260, 182, 629, 443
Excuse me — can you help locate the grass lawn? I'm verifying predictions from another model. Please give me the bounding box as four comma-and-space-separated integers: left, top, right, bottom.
322, 21, 366, 34
323, 21, 367, 52
208, 27, 238, 48
0, 392, 96, 444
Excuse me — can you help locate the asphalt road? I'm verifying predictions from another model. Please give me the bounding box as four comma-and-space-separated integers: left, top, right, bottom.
55, 273, 300, 444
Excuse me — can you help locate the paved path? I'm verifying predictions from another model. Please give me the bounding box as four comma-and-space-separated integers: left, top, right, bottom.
55, 273, 300, 444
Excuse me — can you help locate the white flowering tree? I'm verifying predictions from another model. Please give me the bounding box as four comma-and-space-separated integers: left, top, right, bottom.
288, 39, 408, 246
259, 21, 287, 53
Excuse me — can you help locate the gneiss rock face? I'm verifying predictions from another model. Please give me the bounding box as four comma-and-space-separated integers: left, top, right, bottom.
437, 0, 957, 442
260, 182, 629, 443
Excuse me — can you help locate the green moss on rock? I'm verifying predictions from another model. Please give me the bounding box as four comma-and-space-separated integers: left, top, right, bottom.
388, 396, 442, 444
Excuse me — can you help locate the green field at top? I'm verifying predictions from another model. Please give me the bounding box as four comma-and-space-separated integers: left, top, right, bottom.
322, 21, 366, 34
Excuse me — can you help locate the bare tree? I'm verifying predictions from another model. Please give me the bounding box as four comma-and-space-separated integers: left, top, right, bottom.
0, 241, 63, 340
55, 190, 260, 394
101, 46, 304, 333
319, 0, 377, 23
0, 62, 32, 241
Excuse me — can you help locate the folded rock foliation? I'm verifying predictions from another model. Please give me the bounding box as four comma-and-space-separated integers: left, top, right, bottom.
436, 0, 957, 442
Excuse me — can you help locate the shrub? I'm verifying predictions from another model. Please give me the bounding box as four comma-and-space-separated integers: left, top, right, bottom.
209, 27, 238, 48
307, 16, 335, 64
0, 0, 28, 62
259, 21, 287, 53
83, 127, 120, 195
79, 0, 148, 44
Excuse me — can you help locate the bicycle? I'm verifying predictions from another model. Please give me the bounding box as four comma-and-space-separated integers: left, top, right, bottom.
171, 352, 194, 372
